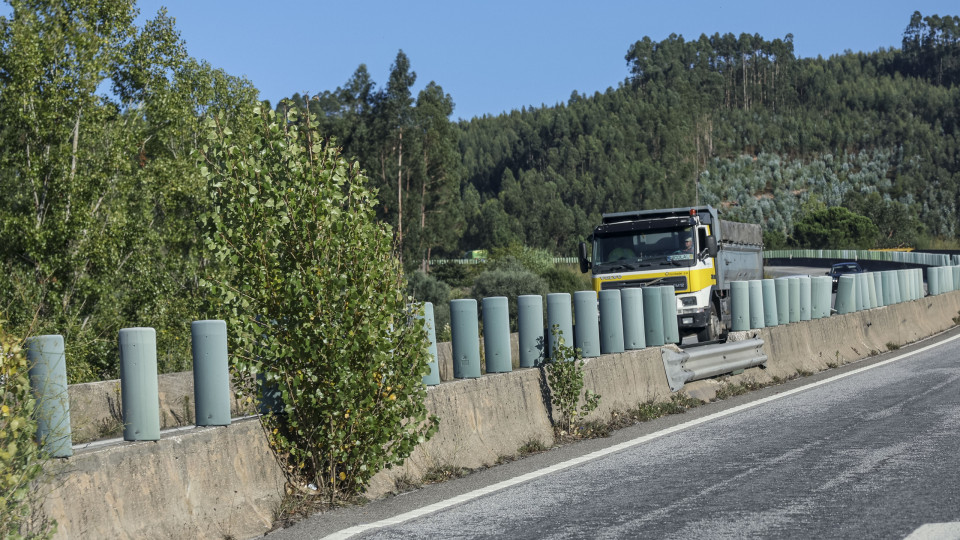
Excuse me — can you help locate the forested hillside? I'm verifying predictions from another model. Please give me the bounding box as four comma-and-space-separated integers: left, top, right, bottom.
293, 11, 960, 260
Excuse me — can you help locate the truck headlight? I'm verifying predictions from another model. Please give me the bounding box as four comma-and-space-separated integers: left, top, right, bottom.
680, 296, 697, 306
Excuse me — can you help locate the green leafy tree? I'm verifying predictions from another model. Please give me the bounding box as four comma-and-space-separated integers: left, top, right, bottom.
791, 205, 880, 249
198, 103, 436, 502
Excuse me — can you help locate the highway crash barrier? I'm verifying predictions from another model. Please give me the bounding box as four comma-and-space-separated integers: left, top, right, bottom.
660, 338, 768, 392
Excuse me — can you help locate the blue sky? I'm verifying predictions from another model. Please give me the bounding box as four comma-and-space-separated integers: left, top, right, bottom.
6, 1, 960, 120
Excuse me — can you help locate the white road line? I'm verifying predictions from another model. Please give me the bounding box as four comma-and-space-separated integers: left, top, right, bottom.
324, 332, 960, 539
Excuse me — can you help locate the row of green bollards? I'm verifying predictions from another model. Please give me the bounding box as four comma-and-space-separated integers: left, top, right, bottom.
445, 287, 680, 380
730, 276, 833, 331
25, 320, 233, 455
835, 268, 926, 314
926, 265, 960, 296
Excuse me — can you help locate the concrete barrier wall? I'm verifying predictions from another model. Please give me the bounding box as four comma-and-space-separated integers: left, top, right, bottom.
41, 290, 960, 539
68, 372, 254, 443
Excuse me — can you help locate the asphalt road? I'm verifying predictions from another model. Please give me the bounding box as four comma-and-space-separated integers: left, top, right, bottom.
270, 326, 960, 540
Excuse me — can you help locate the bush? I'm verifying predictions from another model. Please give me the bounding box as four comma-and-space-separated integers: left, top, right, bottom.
489, 243, 555, 276
542, 266, 592, 294
406, 271, 451, 339
472, 268, 549, 331
199, 104, 437, 503
430, 262, 479, 288
0, 326, 55, 538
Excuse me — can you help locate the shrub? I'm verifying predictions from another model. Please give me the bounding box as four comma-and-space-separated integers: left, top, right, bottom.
199, 104, 437, 504
541, 266, 591, 294
406, 271, 451, 337
0, 326, 55, 538
472, 268, 549, 330
545, 326, 600, 436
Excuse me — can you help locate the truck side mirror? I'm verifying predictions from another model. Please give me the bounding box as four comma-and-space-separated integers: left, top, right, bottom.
706, 236, 718, 258
578, 242, 591, 274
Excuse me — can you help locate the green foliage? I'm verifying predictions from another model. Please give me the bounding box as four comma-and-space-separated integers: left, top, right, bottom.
406, 271, 451, 336
544, 326, 600, 436
0, 327, 55, 539
0, 0, 257, 382
542, 266, 592, 294
198, 103, 437, 502
489, 243, 555, 276
429, 262, 478, 288
472, 268, 548, 331
791, 206, 880, 249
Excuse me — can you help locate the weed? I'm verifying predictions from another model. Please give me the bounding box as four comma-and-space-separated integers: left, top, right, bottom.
422, 465, 470, 484
826, 362, 839, 369
517, 438, 547, 456
544, 326, 601, 438
714, 380, 765, 400
635, 393, 704, 421
392, 474, 421, 494
795, 369, 814, 377
886, 342, 901, 351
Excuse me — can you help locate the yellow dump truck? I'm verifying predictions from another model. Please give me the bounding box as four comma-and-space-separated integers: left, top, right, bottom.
577, 206, 763, 341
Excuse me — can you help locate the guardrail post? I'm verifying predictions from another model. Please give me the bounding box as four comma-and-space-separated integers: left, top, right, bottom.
748, 280, 765, 329
191, 320, 232, 426
761, 279, 778, 326
835, 275, 856, 314
730, 281, 749, 331
599, 290, 625, 354
574, 291, 601, 358
450, 299, 481, 378
482, 297, 512, 373
119, 327, 161, 441
546, 293, 573, 359
798, 276, 812, 321
642, 287, 665, 346
621, 288, 646, 350
660, 286, 681, 344
517, 295, 544, 368
775, 278, 790, 324
788, 278, 801, 322
26, 335, 72, 457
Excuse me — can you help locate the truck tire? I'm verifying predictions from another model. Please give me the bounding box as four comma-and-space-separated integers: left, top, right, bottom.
696, 303, 723, 342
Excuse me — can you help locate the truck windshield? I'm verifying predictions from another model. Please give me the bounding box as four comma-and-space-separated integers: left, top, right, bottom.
593, 227, 696, 270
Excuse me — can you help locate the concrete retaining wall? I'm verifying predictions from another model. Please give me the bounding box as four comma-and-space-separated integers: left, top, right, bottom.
40, 291, 960, 539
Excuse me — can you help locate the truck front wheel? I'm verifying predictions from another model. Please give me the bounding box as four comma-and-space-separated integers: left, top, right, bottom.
696, 303, 723, 342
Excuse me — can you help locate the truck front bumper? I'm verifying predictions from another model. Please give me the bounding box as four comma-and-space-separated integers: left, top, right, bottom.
677, 309, 709, 330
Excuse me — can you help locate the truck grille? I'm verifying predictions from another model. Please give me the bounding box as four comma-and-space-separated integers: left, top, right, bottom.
600, 276, 688, 291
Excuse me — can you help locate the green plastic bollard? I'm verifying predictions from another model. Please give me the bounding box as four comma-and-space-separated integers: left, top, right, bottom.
546, 293, 573, 359
620, 288, 646, 350
26, 335, 72, 457
517, 295, 544, 368
748, 280, 765, 329
450, 299, 481, 378
574, 291, 601, 358
788, 278, 801, 322
599, 290, 625, 354
835, 275, 857, 314
762, 279, 778, 327
119, 327, 161, 441
660, 286, 681, 344
873, 272, 884, 306
730, 281, 750, 331
953, 267, 960, 293
798, 277, 812, 321
927, 267, 940, 296
897, 269, 910, 303
482, 297, 512, 373
810, 276, 831, 319
944, 267, 955, 292
775, 278, 790, 324
917, 268, 925, 298
191, 320, 232, 426
417, 303, 441, 385
855, 274, 867, 311
642, 287, 665, 346
866, 273, 878, 309
882, 272, 898, 306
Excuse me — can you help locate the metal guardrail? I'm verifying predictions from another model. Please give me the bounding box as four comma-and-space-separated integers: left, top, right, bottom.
661, 338, 768, 392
